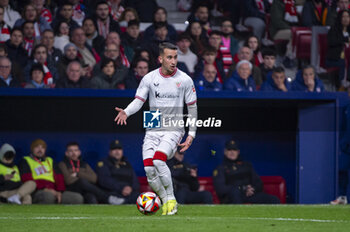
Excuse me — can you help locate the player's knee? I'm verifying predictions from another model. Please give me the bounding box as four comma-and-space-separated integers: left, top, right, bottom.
153, 159, 166, 169
144, 166, 157, 178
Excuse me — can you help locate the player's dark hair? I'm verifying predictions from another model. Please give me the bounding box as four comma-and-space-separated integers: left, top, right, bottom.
66, 141, 80, 149
272, 66, 285, 74
159, 42, 177, 55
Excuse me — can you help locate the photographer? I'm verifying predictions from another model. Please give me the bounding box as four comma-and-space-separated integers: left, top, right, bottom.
0, 143, 36, 204
167, 147, 213, 204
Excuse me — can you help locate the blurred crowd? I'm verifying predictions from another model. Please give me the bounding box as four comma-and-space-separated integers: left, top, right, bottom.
0, 0, 349, 93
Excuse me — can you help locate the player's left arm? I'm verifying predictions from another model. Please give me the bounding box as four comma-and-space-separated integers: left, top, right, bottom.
179, 79, 197, 153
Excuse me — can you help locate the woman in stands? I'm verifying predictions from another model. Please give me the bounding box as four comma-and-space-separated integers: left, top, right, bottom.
244, 35, 263, 66
326, 9, 350, 88
185, 21, 208, 56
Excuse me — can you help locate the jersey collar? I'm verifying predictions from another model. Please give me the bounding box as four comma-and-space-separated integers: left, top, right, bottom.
159, 67, 177, 78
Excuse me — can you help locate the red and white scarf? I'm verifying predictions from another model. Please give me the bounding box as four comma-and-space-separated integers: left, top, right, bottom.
34, 59, 53, 85
108, 2, 125, 21
41, 8, 52, 23
119, 45, 130, 68
0, 23, 10, 43
97, 18, 110, 39
24, 37, 34, 57
255, 0, 265, 13
219, 45, 233, 75
284, 0, 298, 23
73, 4, 85, 26
34, 22, 41, 38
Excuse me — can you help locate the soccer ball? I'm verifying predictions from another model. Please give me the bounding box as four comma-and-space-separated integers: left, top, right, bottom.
136, 192, 161, 215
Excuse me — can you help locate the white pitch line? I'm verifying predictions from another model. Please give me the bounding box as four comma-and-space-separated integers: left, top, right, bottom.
0, 216, 348, 223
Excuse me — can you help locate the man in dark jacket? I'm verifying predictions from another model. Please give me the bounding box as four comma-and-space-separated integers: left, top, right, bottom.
56, 61, 91, 88
0, 57, 20, 88
94, 1, 121, 38
96, 140, 140, 204
167, 147, 212, 204
213, 139, 280, 204
195, 64, 222, 91
5, 28, 28, 68
224, 60, 256, 92
125, 58, 149, 89
0, 143, 36, 204
261, 66, 290, 92
121, 20, 143, 62
291, 65, 325, 92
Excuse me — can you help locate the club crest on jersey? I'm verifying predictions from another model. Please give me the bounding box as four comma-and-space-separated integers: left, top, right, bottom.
143, 109, 161, 128
176, 82, 181, 88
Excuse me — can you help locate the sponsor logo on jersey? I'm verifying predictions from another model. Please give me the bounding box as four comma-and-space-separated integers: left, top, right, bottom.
155, 91, 180, 99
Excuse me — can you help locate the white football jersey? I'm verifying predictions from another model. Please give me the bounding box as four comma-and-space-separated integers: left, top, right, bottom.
135, 67, 197, 131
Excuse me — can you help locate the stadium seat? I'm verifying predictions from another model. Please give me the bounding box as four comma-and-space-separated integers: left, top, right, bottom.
138, 176, 287, 204
291, 27, 312, 65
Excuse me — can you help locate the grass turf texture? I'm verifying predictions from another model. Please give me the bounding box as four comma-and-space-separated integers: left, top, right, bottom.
1, 205, 350, 232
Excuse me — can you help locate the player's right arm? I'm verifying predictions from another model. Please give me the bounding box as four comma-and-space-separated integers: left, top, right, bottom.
114, 74, 150, 125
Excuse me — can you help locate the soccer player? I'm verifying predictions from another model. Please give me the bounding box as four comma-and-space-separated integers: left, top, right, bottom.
114, 42, 197, 215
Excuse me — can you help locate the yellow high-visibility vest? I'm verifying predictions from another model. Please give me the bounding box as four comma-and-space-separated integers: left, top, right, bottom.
0, 163, 20, 182
23, 156, 54, 183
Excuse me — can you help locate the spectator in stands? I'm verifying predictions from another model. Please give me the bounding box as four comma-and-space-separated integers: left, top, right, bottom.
224, 60, 256, 92
121, 20, 142, 62
302, 0, 329, 27
70, 27, 101, 78
82, 17, 105, 55
326, 0, 350, 26
0, 43, 23, 82
269, 0, 299, 67
0, 56, 20, 88
108, 0, 125, 21
24, 63, 50, 88
105, 31, 130, 68
69, 0, 89, 26
259, 49, 277, 82
19, 139, 84, 204
93, 42, 128, 77
51, 2, 80, 31
96, 139, 140, 204
24, 44, 58, 85
195, 63, 222, 91
208, 30, 231, 77
144, 7, 177, 43
131, 48, 157, 71
220, 18, 239, 60
244, 35, 263, 66
56, 61, 91, 88
144, 22, 173, 59
53, 21, 70, 53
91, 57, 126, 89
5, 28, 28, 68
185, 21, 208, 56
243, 0, 271, 39
57, 43, 86, 80
176, 33, 198, 75
14, 4, 51, 39
326, 9, 350, 85
125, 58, 149, 89
261, 66, 290, 92
213, 139, 280, 204
0, 143, 36, 204
0, 6, 11, 43
124, 0, 158, 22
118, 7, 139, 33
291, 65, 325, 92
194, 46, 225, 82
188, 4, 211, 31
228, 46, 262, 86
31, 0, 53, 24
22, 21, 36, 57
167, 147, 213, 204
59, 142, 125, 204
0, 0, 21, 28
41, 29, 62, 64
95, 1, 121, 39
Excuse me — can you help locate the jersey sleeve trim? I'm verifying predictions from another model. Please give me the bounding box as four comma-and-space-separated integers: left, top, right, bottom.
135, 96, 146, 102
186, 100, 197, 105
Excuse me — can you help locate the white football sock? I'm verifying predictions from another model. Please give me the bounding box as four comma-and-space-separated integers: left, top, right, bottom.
144, 166, 167, 203
153, 159, 175, 201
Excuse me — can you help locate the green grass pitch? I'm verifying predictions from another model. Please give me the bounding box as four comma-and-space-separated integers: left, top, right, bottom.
1, 204, 349, 232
